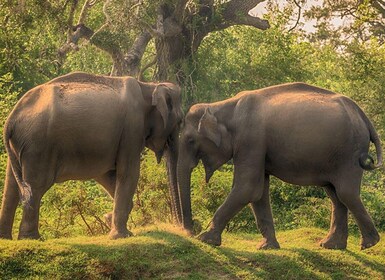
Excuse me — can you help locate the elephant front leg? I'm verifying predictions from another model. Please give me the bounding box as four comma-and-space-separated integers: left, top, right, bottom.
320, 185, 348, 249
199, 165, 264, 246
96, 171, 116, 229
108, 154, 140, 240
198, 187, 250, 246
250, 174, 280, 250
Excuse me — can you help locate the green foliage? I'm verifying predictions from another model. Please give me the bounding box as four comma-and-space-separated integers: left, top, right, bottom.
0, 2, 68, 90
131, 151, 174, 226
193, 25, 312, 103
39, 181, 112, 239
62, 44, 112, 75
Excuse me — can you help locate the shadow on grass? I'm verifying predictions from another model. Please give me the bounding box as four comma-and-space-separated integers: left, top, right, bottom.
216, 244, 385, 280
67, 230, 240, 279
216, 246, 323, 280
2, 229, 384, 279
344, 249, 385, 274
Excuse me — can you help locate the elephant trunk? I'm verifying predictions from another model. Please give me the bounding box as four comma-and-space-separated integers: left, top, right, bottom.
177, 158, 194, 233
165, 130, 183, 225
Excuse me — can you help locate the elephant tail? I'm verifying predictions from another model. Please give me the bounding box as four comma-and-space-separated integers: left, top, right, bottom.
4, 122, 32, 207
358, 110, 383, 171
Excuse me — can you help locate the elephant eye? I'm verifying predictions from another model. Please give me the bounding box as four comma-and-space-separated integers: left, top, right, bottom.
187, 138, 195, 145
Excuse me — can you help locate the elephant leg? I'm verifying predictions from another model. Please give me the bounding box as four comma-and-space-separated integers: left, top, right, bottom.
0, 160, 20, 239
108, 150, 141, 240
96, 170, 116, 228
199, 165, 264, 246
334, 174, 379, 249
18, 190, 45, 240
250, 174, 280, 249
320, 184, 348, 249
96, 170, 116, 198
17, 160, 53, 240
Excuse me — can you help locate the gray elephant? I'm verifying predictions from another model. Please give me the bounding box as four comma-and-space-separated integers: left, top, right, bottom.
0, 72, 183, 240
177, 82, 382, 250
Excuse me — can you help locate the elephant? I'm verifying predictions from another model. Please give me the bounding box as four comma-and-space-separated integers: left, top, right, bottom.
0, 71, 183, 240
177, 82, 382, 250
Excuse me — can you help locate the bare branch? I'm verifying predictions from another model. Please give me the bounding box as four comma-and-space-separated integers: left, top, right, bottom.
371, 0, 385, 18
66, 0, 79, 41
221, 0, 270, 30
288, 0, 302, 32
58, 24, 94, 56
67, 0, 78, 27
224, 0, 267, 16
77, 0, 97, 24
124, 31, 152, 76
59, 0, 97, 58
138, 55, 157, 81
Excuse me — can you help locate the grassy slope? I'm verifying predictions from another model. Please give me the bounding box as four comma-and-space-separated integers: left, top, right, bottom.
0, 225, 384, 280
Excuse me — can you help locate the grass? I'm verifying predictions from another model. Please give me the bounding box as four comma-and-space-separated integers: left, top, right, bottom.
0, 225, 384, 279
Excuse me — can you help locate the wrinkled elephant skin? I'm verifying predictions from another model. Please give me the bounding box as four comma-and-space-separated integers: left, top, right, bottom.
177, 82, 382, 250
0, 72, 183, 240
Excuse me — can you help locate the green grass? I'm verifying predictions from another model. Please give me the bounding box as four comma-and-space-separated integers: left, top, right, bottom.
0, 225, 384, 279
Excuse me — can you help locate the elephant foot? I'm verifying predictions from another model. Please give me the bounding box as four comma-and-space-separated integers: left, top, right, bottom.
361, 232, 380, 250
104, 212, 112, 228
257, 238, 280, 250
319, 235, 347, 250
198, 231, 221, 246
18, 231, 41, 240
108, 228, 133, 240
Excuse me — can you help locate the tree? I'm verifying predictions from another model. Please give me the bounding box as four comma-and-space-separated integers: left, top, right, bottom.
304, 0, 385, 43
59, 0, 270, 86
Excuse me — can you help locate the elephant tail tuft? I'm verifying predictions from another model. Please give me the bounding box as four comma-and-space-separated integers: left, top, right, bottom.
359, 154, 378, 171
355, 104, 383, 170
4, 122, 32, 207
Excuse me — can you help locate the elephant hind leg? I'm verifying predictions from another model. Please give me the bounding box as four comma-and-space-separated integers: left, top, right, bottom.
250, 174, 280, 250
0, 160, 20, 239
18, 191, 44, 240
333, 174, 379, 250
17, 162, 54, 240
320, 184, 348, 249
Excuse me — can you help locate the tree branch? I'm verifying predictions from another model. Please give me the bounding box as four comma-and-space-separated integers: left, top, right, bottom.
58, 24, 94, 57
288, 0, 302, 32
174, 0, 189, 23
59, 0, 97, 58
66, 0, 79, 39
123, 31, 152, 76
77, 0, 97, 24
371, 0, 385, 18
219, 0, 269, 30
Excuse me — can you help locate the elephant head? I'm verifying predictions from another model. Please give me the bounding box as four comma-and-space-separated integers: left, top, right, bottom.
177, 105, 233, 232
140, 81, 184, 224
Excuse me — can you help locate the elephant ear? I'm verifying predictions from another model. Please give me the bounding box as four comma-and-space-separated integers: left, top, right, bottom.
198, 107, 221, 147
152, 85, 170, 129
